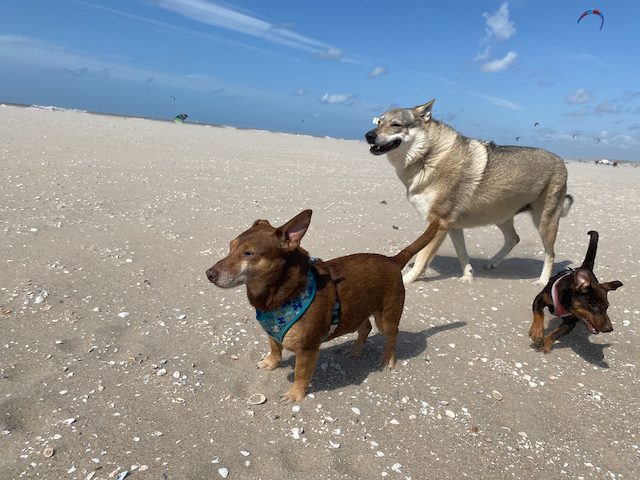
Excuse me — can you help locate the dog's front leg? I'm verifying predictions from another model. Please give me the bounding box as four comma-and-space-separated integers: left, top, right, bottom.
258, 336, 283, 370
529, 292, 547, 341
283, 348, 320, 403
449, 228, 474, 282
539, 317, 577, 354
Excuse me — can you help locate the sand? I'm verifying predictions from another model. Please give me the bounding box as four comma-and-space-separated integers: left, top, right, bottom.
1, 104, 639, 479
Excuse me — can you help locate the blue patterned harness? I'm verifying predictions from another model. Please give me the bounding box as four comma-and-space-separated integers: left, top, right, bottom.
255, 261, 339, 343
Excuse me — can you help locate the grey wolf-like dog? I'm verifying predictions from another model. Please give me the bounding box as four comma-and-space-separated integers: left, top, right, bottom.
365, 99, 573, 285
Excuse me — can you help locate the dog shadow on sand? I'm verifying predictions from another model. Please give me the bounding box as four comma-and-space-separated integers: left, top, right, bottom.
530, 316, 611, 368
279, 322, 466, 395
412, 255, 573, 282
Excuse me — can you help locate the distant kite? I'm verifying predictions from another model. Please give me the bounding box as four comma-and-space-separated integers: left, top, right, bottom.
534, 122, 540, 127
174, 113, 188, 124
573, 134, 580, 139
170, 95, 175, 100
516, 136, 520, 141
578, 9, 604, 30
594, 137, 600, 144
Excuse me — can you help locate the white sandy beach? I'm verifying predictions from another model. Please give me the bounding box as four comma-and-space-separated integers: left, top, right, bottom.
1, 105, 639, 479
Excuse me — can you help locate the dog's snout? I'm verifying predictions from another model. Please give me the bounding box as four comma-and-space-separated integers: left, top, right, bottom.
603, 324, 614, 333
206, 267, 219, 284
365, 130, 377, 143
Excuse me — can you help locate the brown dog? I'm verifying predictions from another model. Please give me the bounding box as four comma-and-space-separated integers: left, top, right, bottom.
206, 210, 438, 402
529, 231, 623, 353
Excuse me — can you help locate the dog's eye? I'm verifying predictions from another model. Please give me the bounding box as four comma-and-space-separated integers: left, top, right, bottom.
243, 251, 254, 257
391, 123, 402, 128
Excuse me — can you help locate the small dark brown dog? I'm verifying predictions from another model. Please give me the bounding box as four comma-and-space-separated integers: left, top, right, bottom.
529, 231, 623, 353
206, 209, 438, 402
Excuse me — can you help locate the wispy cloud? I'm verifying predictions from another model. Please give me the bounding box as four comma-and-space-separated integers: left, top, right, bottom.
469, 90, 524, 110
368, 67, 389, 79
479, 51, 517, 73
564, 107, 591, 117
319, 93, 357, 105
43, 66, 111, 80
419, 73, 524, 111
0, 34, 274, 100
593, 100, 624, 115
151, 0, 360, 63
473, 46, 492, 62
77, 1, 304, 63
564, 88, 595, 105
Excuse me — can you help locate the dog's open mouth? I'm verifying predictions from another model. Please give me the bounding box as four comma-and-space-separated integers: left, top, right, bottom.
369, 139, 401, 155
580, 315, 599, 335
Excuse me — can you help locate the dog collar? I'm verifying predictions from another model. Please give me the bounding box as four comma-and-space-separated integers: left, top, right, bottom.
255, 261, 339, 343
550, 270, 574, 317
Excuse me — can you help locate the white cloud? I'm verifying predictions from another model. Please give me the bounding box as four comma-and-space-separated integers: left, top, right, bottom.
479, 51, 517, 72
593, 100, 623, 115
469, 91, 524, 110
564, 88, 595, 105
482, 3, 516, 44
152, 0, 360, 63
320, 93, 357, 104
294, 88, 308, 95
368, 67, 389, 79
473, 46, 492, 62
564, 107, 591, 117
318, 47, 345, 61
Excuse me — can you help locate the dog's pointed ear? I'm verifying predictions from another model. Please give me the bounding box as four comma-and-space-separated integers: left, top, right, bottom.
600, 280, 623, 292
580, 230, 598, 270
414, 99, 435, 121
276, 210, 312, 252
574, 269, 592, 292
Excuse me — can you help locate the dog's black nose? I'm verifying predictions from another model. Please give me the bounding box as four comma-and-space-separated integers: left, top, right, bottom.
365, 130, 377, 143
206, 267, 218, 283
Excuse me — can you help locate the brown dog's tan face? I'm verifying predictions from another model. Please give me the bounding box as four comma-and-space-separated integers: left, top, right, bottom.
206, 211, 312, 289
206, 220, 285, 288
570, 269, 623, 334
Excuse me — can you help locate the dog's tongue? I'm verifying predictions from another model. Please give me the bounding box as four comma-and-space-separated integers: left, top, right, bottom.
581, 316, 599, 335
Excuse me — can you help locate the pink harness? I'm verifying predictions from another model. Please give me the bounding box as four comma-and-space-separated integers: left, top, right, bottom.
551, 271, 574, 317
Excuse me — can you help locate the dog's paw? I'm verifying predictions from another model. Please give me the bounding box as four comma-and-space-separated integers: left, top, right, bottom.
458, 274, 474, 283
346, 344, 365, 358
532, 278, 549, 287
257, 356, 280, 370
528, 327, 544, 341
281, 388, 305, 404
483, 261, 499, 270
535, 341, 553, 354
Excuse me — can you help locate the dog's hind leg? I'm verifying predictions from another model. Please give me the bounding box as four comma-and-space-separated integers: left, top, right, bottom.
449, 228, 474, 282
484, 217, 520, 271
347, 319, 372, 358
373, 305, 403, 369
403, 222, 450, 285
531, 201, 562, 286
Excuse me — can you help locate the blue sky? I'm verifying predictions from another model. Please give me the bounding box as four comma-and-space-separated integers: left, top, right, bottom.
1, 0, 639, 161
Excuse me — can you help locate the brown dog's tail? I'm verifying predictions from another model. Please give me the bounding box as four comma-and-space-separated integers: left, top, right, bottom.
581, 230, 598, 270
393, 220, 440, 268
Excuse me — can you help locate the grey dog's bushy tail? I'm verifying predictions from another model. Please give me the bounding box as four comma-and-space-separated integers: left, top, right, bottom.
561, 194, 574, 218
393, 220, 440, 268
